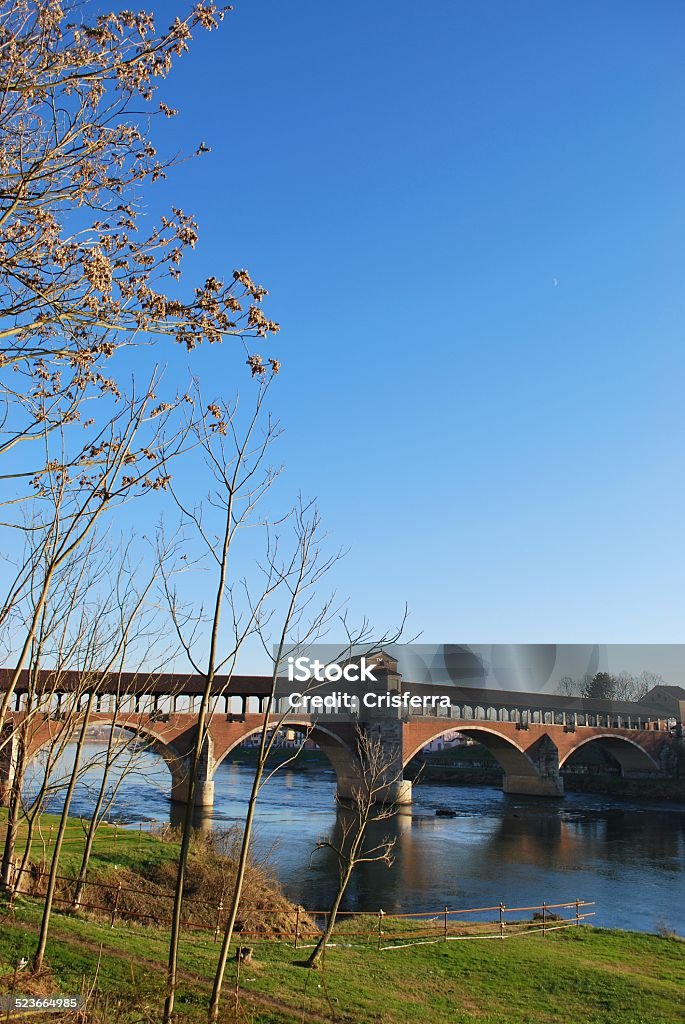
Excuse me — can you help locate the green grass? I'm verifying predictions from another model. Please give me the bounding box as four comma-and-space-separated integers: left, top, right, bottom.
0, 808, 180, 876
0, 897, 683, 1023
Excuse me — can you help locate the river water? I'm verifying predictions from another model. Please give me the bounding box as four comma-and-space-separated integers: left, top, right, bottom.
32, 743, 685, 935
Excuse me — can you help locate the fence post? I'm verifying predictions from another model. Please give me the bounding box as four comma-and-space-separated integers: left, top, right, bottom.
444, 906, 448, 942
542, 901, 547, 936
110, 882, 122, 928
576, 899, 580, 928
294, 906, 300, 949
138, 822, 142, 845
114, 823, 118, 848
377, 909, 384, 950
499, 903, 505, 940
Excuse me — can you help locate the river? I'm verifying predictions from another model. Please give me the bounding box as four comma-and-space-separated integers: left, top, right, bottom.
29, 743, 685, 935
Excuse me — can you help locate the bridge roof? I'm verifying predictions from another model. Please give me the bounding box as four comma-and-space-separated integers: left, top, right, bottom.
0, 668, 677, 719
0, 668, 274, 698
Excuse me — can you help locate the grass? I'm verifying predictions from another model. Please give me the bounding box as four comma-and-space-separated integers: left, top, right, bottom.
0, 808, 181, 877
0, 896, 683, 1023
0, 814, 683, 1023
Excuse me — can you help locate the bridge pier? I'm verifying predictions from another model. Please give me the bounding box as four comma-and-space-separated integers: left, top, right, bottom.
335, 774, 413, 806
501, 733, 563, 797
336, 712, 414, 807
170, 733, 216, 810
0, 728, 17, 808
170, 775, 215, 808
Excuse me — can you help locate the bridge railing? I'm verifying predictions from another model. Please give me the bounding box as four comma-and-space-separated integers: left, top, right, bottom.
407, 704, 675, 731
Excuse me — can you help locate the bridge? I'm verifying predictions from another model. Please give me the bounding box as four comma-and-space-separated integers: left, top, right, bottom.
1, 654, 683, 810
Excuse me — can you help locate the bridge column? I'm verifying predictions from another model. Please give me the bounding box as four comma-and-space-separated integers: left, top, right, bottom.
502, 734, 564, 797
376, 717, 412, 805
338, 718, 412, 807
0, 727, 18, 807
170, 732, 215, 810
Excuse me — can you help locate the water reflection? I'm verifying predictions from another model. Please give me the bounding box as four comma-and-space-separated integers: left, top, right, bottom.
31, 742, 685, 934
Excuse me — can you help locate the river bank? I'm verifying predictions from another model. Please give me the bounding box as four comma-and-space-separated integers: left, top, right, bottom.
1, 881, 683, 1023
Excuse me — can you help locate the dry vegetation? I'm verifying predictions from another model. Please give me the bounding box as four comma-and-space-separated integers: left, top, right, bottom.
16, 827, 315, 940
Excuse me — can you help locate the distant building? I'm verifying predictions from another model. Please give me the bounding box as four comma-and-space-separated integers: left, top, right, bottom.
422, 730, 474, 752
638, 685, 685, 731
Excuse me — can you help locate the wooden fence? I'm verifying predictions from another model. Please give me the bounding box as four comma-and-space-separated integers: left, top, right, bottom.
3, 862, 595, 950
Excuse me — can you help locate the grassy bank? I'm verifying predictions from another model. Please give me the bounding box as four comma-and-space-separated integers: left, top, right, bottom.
562, 773, 685, 800
0, 811, 306, 938
0, 897, 683, 1024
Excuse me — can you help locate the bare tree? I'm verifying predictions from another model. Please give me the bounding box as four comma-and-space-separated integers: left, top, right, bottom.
69, 690, 168, 911
31, 534, 169, 971
306, 727, 400, 969
160, 376, 287, 1024
70, 548, 179, 910
613, 671, 663, 702
557, 671, 664, 702
1, 528, 108, 888
557, 675, 580, 697
206, 505, 339, 1022
207, 617, 409, 1020
13, 690, 86, 885
0, 0, 280, 738
0, 380, 189, 742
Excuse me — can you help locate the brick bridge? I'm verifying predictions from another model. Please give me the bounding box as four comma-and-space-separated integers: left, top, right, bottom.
1, 655, 682, 810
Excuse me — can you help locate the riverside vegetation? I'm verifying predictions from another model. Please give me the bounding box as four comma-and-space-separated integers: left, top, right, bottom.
0, 814, 683, 1024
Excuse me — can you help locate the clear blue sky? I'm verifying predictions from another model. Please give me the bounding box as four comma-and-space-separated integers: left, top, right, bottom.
121, 1, 685, 648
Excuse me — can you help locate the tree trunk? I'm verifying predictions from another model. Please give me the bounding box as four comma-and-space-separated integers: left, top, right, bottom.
0, 733, 26, 890
71, 717, 118, 910
33, 691, 94, 972
163, 492, 235, 1024
208, 774, 261, 1021
307, 865, 353, 968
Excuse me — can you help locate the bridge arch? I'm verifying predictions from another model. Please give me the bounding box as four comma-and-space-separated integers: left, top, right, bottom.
560, 734, 660, 774
403, 724, 540, 779
24, 717, 190, 798
211, 720, 360, 795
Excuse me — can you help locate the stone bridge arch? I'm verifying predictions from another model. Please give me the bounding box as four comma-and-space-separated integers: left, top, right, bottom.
403, 724, 538, 777
559, 733, 660, 774
20, 717, 192, 804
402, 723, 564, 796
211, 719, 361, 800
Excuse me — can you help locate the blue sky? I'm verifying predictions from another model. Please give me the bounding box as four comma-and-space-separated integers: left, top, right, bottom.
113, 1, 685, 652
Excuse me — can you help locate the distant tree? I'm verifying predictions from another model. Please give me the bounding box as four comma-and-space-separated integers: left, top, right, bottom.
565, 670, 664, 703
581, 672, 616, 700
557, 675, 580, 697
636, 671, 664, 700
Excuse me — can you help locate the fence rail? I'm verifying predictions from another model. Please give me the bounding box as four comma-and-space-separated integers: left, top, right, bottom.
3, 862, 595, 950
